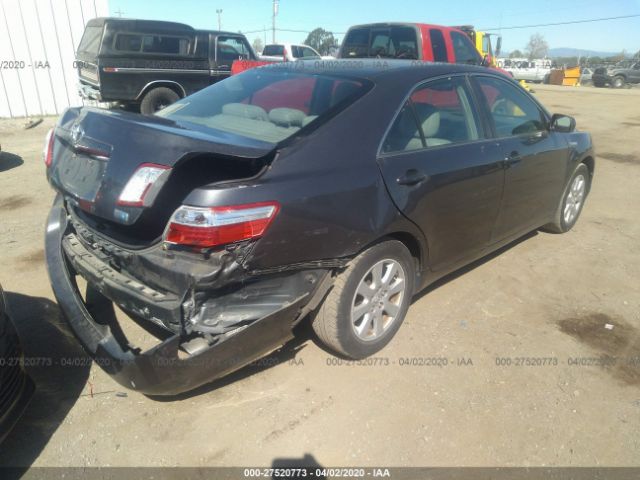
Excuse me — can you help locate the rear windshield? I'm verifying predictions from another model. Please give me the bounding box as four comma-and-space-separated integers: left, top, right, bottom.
77, 25, 104, 55
262, 45, 285, 56
341, 26, 418, 59
156, 70, 370, 144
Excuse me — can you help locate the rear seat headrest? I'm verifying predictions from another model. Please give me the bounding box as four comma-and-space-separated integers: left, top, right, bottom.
269, 108, 306, 127
222, 103, 269, 121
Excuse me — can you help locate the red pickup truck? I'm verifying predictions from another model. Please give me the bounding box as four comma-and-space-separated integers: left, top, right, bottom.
339, 23, 481, 63
232, 23, 509, 76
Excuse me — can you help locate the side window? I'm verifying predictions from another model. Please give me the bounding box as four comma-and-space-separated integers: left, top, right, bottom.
291, 46, 303, 58
302, 47, 320, 58
114, 34, 190, 54
481, 35, 491, 56
382, 77, 479, 154
475, 76, 546, 137
451, 31, 479, 64
382, 102, 422, 153
142, 36, 190, 55
115, 34, 142, 52
217, 36, 251, 63
429, 29, 447, 62
262, 45, 284, 56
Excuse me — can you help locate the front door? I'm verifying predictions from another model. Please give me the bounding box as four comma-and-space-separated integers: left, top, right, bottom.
211, 35, 253, 83
472, 75, 568, 242
377, 75, 504, 271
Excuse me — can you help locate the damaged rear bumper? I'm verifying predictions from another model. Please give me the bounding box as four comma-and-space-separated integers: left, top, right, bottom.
45, 196, 331, 395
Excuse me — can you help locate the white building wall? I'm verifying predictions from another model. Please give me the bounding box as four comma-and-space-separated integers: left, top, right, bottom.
0, 0, 109, 118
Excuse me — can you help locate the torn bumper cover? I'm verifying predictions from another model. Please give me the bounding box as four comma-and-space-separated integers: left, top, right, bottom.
45, 196, 331, 395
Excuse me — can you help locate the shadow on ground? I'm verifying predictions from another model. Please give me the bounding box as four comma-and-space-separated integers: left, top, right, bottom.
0, 292, 90, 469
272, 453, 326, 479
0, 152, 24, 173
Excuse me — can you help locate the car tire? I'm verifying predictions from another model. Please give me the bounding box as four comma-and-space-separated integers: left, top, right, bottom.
611, 76, 625, 89
311, 240, 415, 359
542, 163, 590, 234
140, 87, 180, 115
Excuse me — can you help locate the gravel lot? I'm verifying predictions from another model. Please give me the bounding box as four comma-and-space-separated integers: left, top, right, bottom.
0, 84, 639, 468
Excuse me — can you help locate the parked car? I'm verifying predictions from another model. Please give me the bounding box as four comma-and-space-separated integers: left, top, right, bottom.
0, 284, 34, 442
580, 67, 594, 85
501, 58, 552, 83
44, 60, 594, 395
260, 43, 322, 61
592, 61, 640, 88
76, 17, 257, 114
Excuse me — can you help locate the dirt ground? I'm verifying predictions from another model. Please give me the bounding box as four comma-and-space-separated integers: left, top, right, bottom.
0, 84, 638, 468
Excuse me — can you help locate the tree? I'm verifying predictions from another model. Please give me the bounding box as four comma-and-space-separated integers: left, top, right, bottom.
509, 49, 523, 58
252, 37, 264, 54
524, 33, 549, 60
303, 28, 337, 55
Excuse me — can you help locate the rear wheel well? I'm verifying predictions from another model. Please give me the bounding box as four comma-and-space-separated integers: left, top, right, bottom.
139, 82, 185, 100
377, 232, 424, 281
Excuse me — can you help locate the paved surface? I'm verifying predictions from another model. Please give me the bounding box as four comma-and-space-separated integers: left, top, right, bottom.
0, 84, 639, 468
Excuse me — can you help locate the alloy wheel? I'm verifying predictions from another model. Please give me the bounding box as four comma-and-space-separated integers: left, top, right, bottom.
564, 174, 586, 225
351, 259, 406, 341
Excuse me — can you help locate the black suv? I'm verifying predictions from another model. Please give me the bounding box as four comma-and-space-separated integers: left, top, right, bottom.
592, 61, 640, 88
76, 18, 257, 114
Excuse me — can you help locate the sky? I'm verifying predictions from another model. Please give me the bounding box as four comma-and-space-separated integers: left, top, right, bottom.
108, 0, 640, 54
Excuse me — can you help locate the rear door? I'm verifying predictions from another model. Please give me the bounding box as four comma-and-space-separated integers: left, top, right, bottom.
377, 75, 505, 271
471, 74, 568, 242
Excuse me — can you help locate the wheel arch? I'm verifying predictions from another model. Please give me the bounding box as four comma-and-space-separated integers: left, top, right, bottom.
581, 155, 595, 191
355, 231, 428, 293
136, 81, 186, 101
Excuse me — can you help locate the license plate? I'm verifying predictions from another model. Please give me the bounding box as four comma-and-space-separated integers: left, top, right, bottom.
57, 154, 107, 202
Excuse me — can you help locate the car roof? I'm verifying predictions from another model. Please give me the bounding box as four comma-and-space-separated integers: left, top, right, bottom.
88, 17, 194, 32
255, 59, 497, 82
196, 29, 247, 36
345, 22, 464, 33
265, 43, 313, 47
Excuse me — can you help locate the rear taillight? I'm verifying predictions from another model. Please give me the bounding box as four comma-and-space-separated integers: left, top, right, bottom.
43, 128, 55, 167
165, 202, 280, 249
117, 163, 171, 207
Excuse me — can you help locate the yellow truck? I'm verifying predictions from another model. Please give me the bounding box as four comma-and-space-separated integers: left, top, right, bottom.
454, 25, 501, 67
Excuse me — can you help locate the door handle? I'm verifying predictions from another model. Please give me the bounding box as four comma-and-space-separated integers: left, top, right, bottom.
397, 169, 429, 186
504, 151, 522, 167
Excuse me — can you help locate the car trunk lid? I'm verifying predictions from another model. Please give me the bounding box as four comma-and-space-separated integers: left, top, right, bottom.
48, 107, 276, 245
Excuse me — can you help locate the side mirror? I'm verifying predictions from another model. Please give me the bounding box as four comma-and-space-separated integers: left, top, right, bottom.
550, 113, 576, 133
495, 36, 502, 57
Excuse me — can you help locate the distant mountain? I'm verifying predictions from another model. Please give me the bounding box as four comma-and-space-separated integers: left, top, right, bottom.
548, 47, 630, 58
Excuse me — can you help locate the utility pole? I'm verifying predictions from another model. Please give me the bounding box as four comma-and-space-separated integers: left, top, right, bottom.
114, 8, 125, 17
216, 9, 223, 31
272, 0, 279, 43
